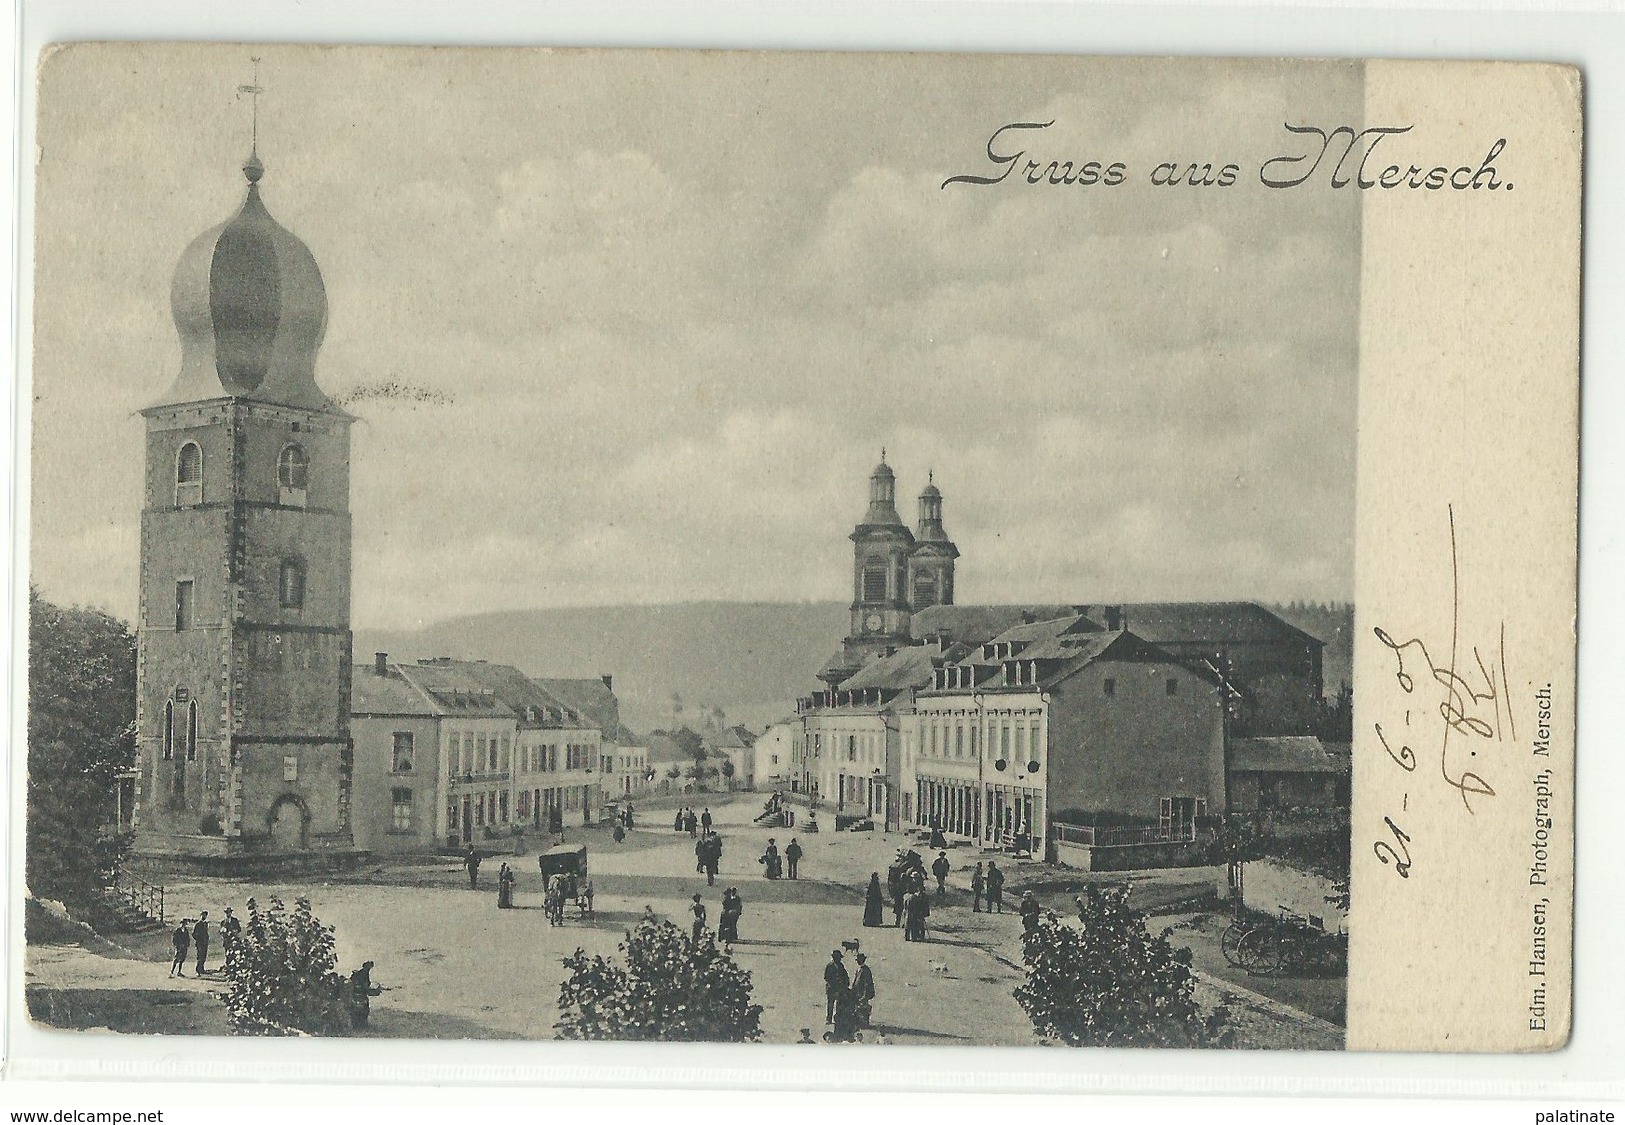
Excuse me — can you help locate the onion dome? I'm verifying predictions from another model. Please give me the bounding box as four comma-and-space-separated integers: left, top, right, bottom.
156, 155, 335, 411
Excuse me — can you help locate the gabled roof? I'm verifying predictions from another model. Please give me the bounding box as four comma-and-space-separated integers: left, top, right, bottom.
1231, 736, 1351, 775
1119, 602, 1324, 648
909, 604, 1083, 648
532, 677, 621, 739
350, 665, 439, 717
394, 662, 515, 717
838, 644, 943, 693
935, 630, 1219, 693
980, 613, 1100, 650
412, 659, 585, 727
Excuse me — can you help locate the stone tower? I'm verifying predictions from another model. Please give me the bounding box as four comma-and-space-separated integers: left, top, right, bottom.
842, 455, 915, 667
907, 474, 959, 611
133, 150, 355, 859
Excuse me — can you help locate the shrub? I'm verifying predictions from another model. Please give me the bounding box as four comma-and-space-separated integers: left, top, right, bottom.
556, 914, 762, 1041
224, 896, 354, 1036
1014, 883, 1231, 1048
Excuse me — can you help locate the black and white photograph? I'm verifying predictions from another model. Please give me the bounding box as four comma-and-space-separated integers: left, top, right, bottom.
18, 43, 1578, 1056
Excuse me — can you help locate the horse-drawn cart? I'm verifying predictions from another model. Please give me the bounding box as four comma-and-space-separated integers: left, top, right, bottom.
538, 843, 593, 924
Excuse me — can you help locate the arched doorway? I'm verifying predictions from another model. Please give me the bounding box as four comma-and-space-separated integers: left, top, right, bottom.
267, 795, 310, 851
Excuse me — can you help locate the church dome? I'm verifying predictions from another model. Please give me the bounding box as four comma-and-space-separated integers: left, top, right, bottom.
158, 156, 334, 410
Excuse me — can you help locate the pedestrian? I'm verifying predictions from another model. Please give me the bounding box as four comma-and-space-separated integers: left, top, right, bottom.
169, 919, 191, 977
929, 821, 947, 850
931, 851, 951, 897
689, 894, 707, 941
348, 960, 379, 1030
785, 837, 803, 879
624, 804, 636, 829
685, 808, 698, 837
718, 887, 742, 942
675, 807, 685, 833
582, 878, 595, 917
759, 838, 782, 880
900, 890, 919, 941
464, 846, 481, 890
1019, 890, 1042, 936
986, 860, 1005, 913
862, 872, 886, 927
823, 949, 850, 1024
830, 980, 859, 1043
497, 863, 515, 909
192, 912, 210, 975
612, 822, 626, 844
971, 862, 985, 913
851, 952, 876, 1030
891, 876, 906, 928
220, 906, 242, 959
701, 807, 713, 833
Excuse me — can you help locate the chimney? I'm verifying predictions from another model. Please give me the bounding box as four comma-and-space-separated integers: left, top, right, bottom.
1105, 606, 1123, 631
601, 674, 614, 693
374, 652, 388, 676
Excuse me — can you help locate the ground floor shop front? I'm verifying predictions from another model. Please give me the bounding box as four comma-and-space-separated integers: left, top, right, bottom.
911, 774, 1046, 856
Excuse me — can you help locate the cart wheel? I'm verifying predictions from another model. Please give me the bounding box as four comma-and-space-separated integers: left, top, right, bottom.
1220, 922, 1249, 968
1238, 926, 1286, 976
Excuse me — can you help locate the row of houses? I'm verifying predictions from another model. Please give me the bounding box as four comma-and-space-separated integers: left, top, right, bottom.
349, 654, 650, 853
792, 461, 1350, 863
794, 604, 1350, 860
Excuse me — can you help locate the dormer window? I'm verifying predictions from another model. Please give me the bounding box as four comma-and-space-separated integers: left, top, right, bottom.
175, 442, 202, 507
278, 444, 309, 507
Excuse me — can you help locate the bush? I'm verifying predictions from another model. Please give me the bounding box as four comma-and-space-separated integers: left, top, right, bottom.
1014, 883, 1231, 1048
556, 914, 762, 1041
224, 896, 354, 1036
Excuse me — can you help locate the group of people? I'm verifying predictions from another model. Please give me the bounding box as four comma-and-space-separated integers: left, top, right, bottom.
757, 837, 803, 880
821, 947, 877, 1042
673, 806, 710, 836
858, 850, 1012, 941
695, 830, 724, 885
611, 802, 636, 843
688, 887, 745, 943
168, 906, 242, 978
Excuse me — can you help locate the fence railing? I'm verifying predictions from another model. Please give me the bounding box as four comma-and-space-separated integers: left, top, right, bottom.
1050, 822, 1200, 848
110, 869, 165, 924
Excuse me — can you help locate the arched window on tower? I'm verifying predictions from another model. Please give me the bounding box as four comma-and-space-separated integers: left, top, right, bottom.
912, 570, 938, 610
162, 701, 175, 760
278, 444, 308, 507
175, 442, 202, 507
861, 557, 887, 602
279, 558, 306, 610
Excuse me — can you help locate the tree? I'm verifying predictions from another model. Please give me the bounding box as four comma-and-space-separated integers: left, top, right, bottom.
224, 895, 355, 1036
1014, 883, 1231, 1048
27, 588, 137, 902
556, 914, 763, 1041
719, 758, 736, 791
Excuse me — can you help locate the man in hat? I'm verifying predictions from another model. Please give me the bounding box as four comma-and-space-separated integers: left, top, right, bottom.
851, 952, 877, 1029
931, 851, 951, 897
192, 911, 210, 975
169, 919, 191, 978
785, 837, 803, 879
823, 949, 850, 1025
219, 906, 242, 958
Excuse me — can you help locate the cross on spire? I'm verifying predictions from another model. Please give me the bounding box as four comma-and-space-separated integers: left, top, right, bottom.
237, 57, 265, 181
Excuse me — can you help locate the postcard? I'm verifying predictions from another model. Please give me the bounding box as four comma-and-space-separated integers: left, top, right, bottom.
18, 44, 1578, 1056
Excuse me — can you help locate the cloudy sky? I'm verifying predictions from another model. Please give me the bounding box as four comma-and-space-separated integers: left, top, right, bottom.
30, 46, 1359, 631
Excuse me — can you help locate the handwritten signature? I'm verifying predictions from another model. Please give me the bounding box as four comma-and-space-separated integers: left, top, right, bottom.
1370, 505, 1514, 879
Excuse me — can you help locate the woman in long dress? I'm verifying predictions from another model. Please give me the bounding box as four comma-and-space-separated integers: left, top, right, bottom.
718, 888, 742, 942
862, 873, 885, 927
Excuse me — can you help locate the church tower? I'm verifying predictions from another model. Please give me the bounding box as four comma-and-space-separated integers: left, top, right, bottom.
838, 455, 915, 670
133, 146, 355, 858
907, 474, 959, 611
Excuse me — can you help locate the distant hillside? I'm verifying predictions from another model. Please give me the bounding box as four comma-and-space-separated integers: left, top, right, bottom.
358, 599, 1354, 739
1265, 601, 1355, 692
356, 602, 848, 737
